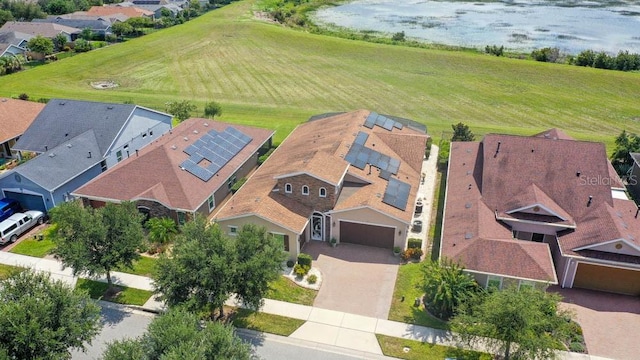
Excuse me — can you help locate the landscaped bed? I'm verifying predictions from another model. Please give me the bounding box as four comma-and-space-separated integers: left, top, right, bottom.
75, 278, 153, 306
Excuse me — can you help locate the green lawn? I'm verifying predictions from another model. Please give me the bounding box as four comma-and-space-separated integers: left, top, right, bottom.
376, 334, 492, 360
388, 262, 449, 330
265, 275, 318, 306
116, 256, 157, 277
75, 278, 153, 306
0, 0, 638, 148
231, 308, 304, 336
9, 237, 55, 258
0, 264, 22, 280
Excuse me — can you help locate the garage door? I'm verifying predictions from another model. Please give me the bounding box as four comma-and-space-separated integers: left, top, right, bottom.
573, 263, 640, 296
340, 221, 395, 249
2, 191, 46, 213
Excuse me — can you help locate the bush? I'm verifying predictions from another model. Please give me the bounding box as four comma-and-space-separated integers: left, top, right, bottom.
63, 46, 71, 52
393, 246, 401, 254
569, 342, 585, 353
438, 140, 450, 169
230, 177, 247, 194
401, 248, 423, 261
286, 260, 295, 268
531, 47, 560, 63
258, 147, 276, 165
307, 274, 317, 284
297, 253, 312, 268
74, 39, 93, 53
18, 93, 29, 100
485, 44, 504, 56
391, 31, 405, 42
293, 264, 309, 277
408, 238, 422, 249
424, 137, 433, 159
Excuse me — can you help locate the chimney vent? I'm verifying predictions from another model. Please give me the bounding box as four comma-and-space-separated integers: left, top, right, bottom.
587, 195, 593, 207
576, 171, 581, 177
136, 149, 139, 157
88, 151, 91, 158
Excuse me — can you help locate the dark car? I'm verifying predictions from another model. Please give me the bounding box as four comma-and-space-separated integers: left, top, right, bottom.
411, 220, 423, 233
0, 198, 22, 222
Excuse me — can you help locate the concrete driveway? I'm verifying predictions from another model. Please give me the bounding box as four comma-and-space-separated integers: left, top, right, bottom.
302, 241, 399, 319
550, 286, 640, 360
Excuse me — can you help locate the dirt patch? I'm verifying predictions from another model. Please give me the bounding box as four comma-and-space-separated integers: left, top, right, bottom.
90, 81, 118, 90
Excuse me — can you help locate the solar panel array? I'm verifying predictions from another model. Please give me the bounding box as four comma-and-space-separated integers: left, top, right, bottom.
344, 131, 401, 180
363, 112, 403, 131
180, 127, 252, 182
382, 178, 411, 210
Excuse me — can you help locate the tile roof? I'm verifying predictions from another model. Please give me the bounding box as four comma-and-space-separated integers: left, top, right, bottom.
0, 98, 45, 144
442, 130, 640, 282
86, 6, 154, 18
72, 119, 274, 212
215, 110, 427, 233
0, 22, 80, 38
14, 99, 137, 156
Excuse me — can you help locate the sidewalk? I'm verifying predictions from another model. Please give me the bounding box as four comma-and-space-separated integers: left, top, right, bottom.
0, 251, 610, 360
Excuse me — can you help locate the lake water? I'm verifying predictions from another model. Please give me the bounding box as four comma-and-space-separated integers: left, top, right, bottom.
312, 0, 640, 54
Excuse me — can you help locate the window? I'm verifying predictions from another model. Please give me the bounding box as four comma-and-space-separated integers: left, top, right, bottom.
177, 211, 186, 225
285, 183, 292, 193
531, 233, 545, 243
208, 195, 215, 212
100, 160, 107, 172
302, 185, 309, 195
227, 175, 237, 190
116, 150, 123, 162
518, 280, 535, 291
228, 226, 238, 236
487, 275, 502, 290
319, 187, 327, 198
270, 232, 288, 251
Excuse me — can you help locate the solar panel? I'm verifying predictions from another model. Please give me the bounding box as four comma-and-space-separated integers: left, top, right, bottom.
393, 122, 403, 130
382, 178, 411, 210
354, 131, 369, 145
184, 144, 197, 156
364, 113, 376, 129
344, 148, 358, 163
356, 149, 369, 162
388, 158, 401, 174
379, 170, 392, 180
382, 118, 395, 131
354, 159, 367, 170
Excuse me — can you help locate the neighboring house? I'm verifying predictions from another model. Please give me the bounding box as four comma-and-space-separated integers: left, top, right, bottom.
86, 6, 154, 19
0, 99, 172, 212
215, 110, 428, 259
117, 1, 183, 18
33, 17, 112, 38
440, 129, 640, 295
0, 22, 79, 42
627, 153, 640, 200
73, 118, 273, 223
0, 98, 45, 162
0, 31, 33, 57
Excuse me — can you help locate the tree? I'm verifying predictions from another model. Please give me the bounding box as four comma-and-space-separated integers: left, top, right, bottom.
154, 219, 285, 318
233, 224, 286, 310
0, 270, 102, 359
165, 100, 197, 122
103, 308, 251, 359
0, 9, 14, 27
451, 122, 475, 142
74, 38, 93, 52
53, 33, 68, 51
611, 130, 640, 176
204, 100, 222, 119
27, 35, 54, 55
80, 27, 93, 40
111, 20, 133, 39
154, 216, 236, 316
125, 16, 154, 36
421, 259, 480, 320
146, 216, 177, 252
50, 201, 144, 287
451, 287, 573, 360
44, 0, 75, 15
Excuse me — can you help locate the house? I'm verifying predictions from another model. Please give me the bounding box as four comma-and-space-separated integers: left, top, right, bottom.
0, 99, 172, 212
117, 1, 184, 18
73, 118, 274, 224
215, 110, 428, 258
0, 31, 33, 57
0, 22, 79, 42
33, 17, 113, 38
627, 153, 640, 200
0, 98, 45, 162
86, 6, 154, 19
440, 129, 640, 295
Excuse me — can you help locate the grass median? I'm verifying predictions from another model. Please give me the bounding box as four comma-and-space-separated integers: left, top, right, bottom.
75, 278, 153, 306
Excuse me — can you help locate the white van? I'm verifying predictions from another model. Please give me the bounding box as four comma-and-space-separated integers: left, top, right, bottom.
0, 211, 45, 245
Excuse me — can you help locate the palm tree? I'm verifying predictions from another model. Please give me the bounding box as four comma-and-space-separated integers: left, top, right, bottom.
422, 258, 480, 320
146, 217, 178, 250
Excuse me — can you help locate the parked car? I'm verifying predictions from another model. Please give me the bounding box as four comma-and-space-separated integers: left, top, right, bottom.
0, 210, 45, 245
411, 219, 423, 233
0, 198, 22, 222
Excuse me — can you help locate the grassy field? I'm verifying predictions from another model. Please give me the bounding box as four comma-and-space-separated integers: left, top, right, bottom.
0, 1, 639, 147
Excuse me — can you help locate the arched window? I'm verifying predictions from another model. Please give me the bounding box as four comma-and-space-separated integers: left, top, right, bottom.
319, 187, 327, 198
285, 183, 292, 193
302, 185, 309, 195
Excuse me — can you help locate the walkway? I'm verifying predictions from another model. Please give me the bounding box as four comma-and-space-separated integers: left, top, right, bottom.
0, 251, 612, 360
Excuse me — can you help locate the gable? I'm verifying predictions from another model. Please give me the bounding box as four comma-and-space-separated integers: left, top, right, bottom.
574, 238, 640, 257
507, 203, 567, 220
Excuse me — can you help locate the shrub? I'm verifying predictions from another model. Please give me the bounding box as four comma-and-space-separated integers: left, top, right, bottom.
485, 44, 504, 56
74, 39, 93, 53
307, 274, 317, 284
401, 248, 423, 261
391, 31, 405, 42
408, 238, 422, 249
297, 253, 312, 268
258, 147, 276, 165
18, 93, 29, 100
286, 260, 295, 268
230, 177, 247, 193
293, 264, 309, 277
424, 137, 433, 159
393, 246, 401, 254
63, 46, 71, 52
569, 342, 585, 353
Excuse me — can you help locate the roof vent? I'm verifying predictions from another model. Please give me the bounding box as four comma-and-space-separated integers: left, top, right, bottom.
587, 195, 593, 207
464, 232, 473, 239
193, 130, 199, 134
576, 171, 581, 177
465, 203, 472, 209
49, 153, 56, 158
203, 122, 209, 127
59, 102, 65, 105
183, 137, 188, 141
376, 193, 382, 198
66, 143, 72, 148
107, 106, 114, 110
171, 145, 177, 150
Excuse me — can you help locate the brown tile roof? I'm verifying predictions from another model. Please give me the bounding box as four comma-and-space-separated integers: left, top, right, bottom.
72, 118, 273, 212
0, 22, 80, 37
0, 98, 45, 144
441, 129, 640, 283
86, 6, 153, 18
215, 110, 427, 233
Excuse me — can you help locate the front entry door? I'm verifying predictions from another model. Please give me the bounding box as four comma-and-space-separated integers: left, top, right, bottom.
311, 213, 323, 241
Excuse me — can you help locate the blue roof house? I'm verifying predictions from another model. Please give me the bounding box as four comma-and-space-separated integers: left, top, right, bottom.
0, 99, 172, 212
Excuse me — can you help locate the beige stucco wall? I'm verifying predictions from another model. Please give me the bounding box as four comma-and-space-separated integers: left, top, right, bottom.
215, 215, 302, 259
471, 272, 548, 290
331, 207, 409, 249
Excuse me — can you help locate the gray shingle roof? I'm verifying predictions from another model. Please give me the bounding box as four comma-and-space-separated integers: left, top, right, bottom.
14, 99, 136, 156
13, 130, 102, 191
33, 18, 111, 31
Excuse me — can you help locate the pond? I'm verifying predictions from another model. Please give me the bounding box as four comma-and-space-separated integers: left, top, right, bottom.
311, 0, 640, 54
